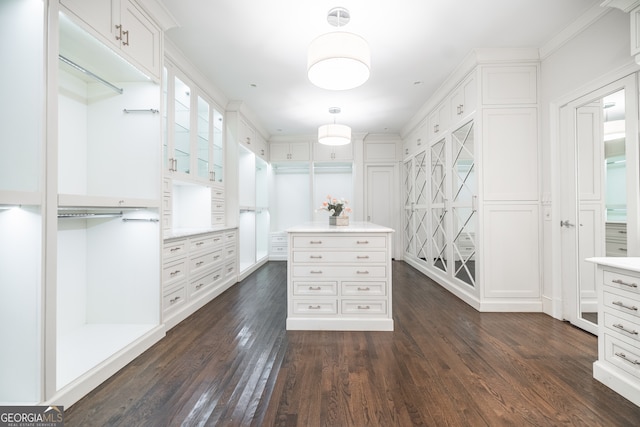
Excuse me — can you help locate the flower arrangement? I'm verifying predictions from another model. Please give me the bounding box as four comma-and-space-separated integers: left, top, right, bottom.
318, 195, 352, 217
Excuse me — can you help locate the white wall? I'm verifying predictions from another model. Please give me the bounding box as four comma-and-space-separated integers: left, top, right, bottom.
539, 7, 635, 315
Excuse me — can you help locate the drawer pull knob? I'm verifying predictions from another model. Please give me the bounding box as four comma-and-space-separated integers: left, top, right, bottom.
309, 286, 322, 291
214, 238, 221, 242
214, 255, 220, 259
196, 261, 204, 266
170, 296, 181, 304
310, 240, 322, 244
308, 305, 321, 309
170, 270, 181, 276
613, 323, 639, 335
612, 301, 638, 311
357, 287, 371, 291
357, 256, 370, 259
356, 240, 369, 244
615, 352, 640, 365
227, 267, 234, 272
196, 242, 204, 246
310, 270, 323, 274
357, 305, 370, 310
613, 279, 638, 288
309, 255, 323, 259
357, 270, 369, 274
196, 283, 204, 289
170, 247, 181, 252
214, 275, 221, 280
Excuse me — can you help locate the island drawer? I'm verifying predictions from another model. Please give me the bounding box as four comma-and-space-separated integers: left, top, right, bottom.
292, 235, 387, 249
604, 270, 640, 295
292, 251, 386, 263
292, 299, 338, 315
292, 265, 386, 278
604, 291, 640, 319
341, 300, 387, 315
293, 281, 338, 296
342, 282, 387, 296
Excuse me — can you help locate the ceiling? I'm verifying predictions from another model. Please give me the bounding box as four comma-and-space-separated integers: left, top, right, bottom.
159, 0, 603, 139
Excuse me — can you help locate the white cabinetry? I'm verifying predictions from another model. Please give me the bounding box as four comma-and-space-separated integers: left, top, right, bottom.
403, 55, 540, 312
287, 222, 394, 331
271, 141, 311, 162
53, 9, 164, 406
588, 258, 640, 407
313, 142, 353, 161
163, 229, 237, 329
60, 0, 161, 81
0, 1, 45, 404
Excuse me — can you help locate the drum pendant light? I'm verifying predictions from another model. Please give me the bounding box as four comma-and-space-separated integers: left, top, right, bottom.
307, 7, 370, 91
318, 107, 351, 146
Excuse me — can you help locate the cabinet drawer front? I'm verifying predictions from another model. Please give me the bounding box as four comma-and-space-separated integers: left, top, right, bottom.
293, 282, 338, 296
163, 286, 186, 311
190, 249, 223, 272
163, 240, 187, 259
270, 245, 287, 254
604, 270, 640, 295
190, 235, 216, 252
225, 231, 237, 244
341, 300, 387, 315
604, 334, 640, 380
604, 312, 640, 343
211, 200, 225, 213
272, 234, 287, 244
211, 215, 225, 226
604, 291, 640, 319
212, 188, 225, 199
342, 282, 387, 296
292, 251, 386, 263
292, 266, 386, 278
225, 244, 236, 259
225, 261, 236, 277
190, 268, 224, 296
292, 300, 338, 314
163, 259, 187, 285
292, 235, 387, 249
605, 242, 628, 257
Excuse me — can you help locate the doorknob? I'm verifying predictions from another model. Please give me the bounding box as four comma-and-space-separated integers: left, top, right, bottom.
560, 220, 575, 228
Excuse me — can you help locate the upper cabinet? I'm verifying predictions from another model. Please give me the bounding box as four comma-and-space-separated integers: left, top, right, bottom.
239, 118, 268, 159
271, 141, 311, 162
60, 0, 161, 81
450, 74, 477, 122
313, 142, 353, 162
163, 63, 225, 185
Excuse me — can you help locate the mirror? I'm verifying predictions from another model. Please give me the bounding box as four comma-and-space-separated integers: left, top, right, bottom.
575, 89, 626, 326
431, 139, 447, 273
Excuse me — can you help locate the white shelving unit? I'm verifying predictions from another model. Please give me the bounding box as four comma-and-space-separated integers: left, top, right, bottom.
0, 0, 45, 405
54, 11, 163, 401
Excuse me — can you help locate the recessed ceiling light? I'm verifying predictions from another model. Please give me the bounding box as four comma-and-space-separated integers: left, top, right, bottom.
413, 81, 422, 85
250, 83, 257, 88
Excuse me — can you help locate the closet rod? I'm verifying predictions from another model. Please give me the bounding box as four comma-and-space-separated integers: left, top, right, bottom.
58, 212, 123, 219
122, 218, 159, 222
123, 109, 159, 114
58, 55, 124, 94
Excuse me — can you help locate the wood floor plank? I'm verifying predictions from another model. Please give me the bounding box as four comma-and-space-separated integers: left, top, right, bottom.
64, 261, 640, 426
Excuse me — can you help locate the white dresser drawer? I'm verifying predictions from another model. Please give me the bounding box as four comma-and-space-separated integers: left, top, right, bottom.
292, 265, 386, 278
162, 258, 187, 286
341, 300, 387, 315
190, 249, 223, 274
292, 235, 387, 249
190, 235, 216, 253
190, 267, 224, 296
604, 311, 640, 343
271, 234, 287, 245
604, 334, 640, 380
604, 291, 640, 319
292, 251, 386, 263
163, 240, 187, 259
342, 282, 387, 296
604, 270, 640, 295
293, 281, 338, 296
270, 245, 287, 255
292, 299, 338, 315
163, 286, 186, 312
224, 261, 236, 277
224, 244, 236, 260
225, 231, 237, 244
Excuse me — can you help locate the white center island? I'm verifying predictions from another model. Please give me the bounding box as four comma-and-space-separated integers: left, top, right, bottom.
286, 221, 394, 331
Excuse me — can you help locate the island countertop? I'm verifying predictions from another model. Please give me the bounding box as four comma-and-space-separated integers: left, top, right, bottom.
286, 221, 394, 233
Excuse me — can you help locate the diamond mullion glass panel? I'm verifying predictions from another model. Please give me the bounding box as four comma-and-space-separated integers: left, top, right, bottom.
403, 159, 413, 208
452, 120, 476, 287
415, 208, 429, 261
404, 208, 414, 254
431, 140, 447, 204
415, 152, 427, 206
431, 207, 447, 272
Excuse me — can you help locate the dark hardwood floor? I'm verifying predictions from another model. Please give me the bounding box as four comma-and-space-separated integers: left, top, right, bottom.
64, 261, 640, 426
